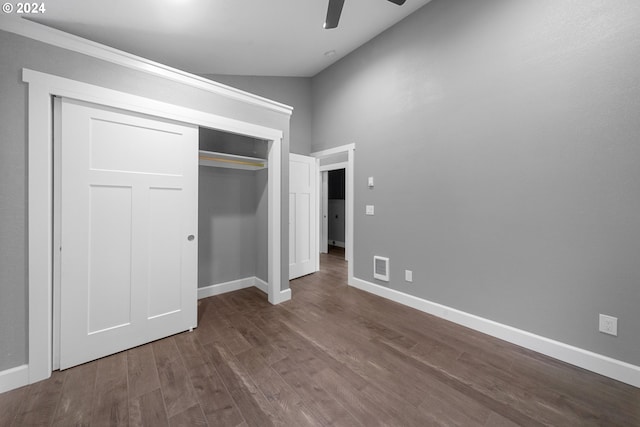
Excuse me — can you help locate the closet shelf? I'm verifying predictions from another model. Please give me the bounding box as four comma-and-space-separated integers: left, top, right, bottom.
199, 150, 268, 171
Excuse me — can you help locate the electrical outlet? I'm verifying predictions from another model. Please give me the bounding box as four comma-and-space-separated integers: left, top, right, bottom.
599, 314, 618, 336
366, 205, 375, 215
405, 270, 413, 282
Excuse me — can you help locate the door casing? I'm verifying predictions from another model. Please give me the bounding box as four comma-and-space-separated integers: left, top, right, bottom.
24, 69, 285, 385
311, 144, 355, 281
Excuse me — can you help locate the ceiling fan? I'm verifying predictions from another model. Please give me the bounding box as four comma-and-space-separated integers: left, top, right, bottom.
324, 0, 407, 29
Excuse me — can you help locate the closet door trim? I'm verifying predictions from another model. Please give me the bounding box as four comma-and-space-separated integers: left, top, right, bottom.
23, 68, 284, 386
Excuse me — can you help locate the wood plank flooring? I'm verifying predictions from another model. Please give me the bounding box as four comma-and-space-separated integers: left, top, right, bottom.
1, 246, 638, 426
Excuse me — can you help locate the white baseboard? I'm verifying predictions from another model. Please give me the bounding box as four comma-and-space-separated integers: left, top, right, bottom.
198, 276, 270, 300
350, 277, 640, 389
254, 277, 268, 294
329, 240, 345, 248
271, 288, 292, 305
198, 275, 289, 305
198, 277, 256, 299
0, 364, 28, 394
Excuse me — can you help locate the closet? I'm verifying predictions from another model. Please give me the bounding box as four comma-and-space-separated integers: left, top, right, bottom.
54, 115, 271, 370
29, 69, 286, 382
198, 128, 270, 295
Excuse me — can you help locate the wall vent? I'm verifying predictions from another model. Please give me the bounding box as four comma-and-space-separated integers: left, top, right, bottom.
373, 256, 390, 282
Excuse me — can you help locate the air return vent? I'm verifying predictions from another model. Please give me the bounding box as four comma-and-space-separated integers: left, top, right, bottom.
374, 256, 390, 282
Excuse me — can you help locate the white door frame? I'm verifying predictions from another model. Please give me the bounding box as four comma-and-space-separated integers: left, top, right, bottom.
23, 68, 284, 385
311, 144, 355, 283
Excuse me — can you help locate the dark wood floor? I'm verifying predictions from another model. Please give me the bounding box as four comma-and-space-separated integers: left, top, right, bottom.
1, 246, 638, 426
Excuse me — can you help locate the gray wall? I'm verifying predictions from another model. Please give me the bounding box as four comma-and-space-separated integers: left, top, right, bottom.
198, 166, 261, 286
328, 200, 345, 245
197, 128, 268, 285
202, 74, 312, 155
0, 29, 291, 371
199, 127, 268, 159
311, 0, 640, 365
197, 165, 268, 285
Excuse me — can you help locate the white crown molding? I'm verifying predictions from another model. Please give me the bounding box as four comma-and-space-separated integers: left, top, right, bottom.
311, 143, 356, 158
350, 276, 640, 389
0, 15, 293, 116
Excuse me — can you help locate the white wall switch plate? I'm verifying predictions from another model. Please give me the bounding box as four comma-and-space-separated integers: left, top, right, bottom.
599, 314, 618, 336
405, 270, 413, 282
366, 205, 375, 215
368, 177, 374, 188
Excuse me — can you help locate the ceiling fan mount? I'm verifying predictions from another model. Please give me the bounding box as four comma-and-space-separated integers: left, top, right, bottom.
324, 0, 407, 29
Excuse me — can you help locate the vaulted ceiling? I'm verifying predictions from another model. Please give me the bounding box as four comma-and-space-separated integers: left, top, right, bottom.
28, 0, 431, 77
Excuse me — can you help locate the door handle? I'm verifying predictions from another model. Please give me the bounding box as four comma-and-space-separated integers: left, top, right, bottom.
187, 235, 195, 241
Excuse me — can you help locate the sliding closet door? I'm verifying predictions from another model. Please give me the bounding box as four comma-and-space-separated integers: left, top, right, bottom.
59, 98, 198, 369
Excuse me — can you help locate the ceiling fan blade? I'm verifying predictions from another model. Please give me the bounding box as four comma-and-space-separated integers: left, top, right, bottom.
324, 0, 345, 29
387, 0, 406, 5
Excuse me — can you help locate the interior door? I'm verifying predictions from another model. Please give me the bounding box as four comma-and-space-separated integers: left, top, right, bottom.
289, 154, 318, 279
59, 98, 198, 369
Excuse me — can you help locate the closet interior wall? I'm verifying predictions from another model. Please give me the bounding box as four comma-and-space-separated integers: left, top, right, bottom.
198, 127, 269, 291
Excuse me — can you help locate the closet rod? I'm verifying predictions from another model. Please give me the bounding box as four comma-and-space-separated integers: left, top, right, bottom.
199, 154, 265, 168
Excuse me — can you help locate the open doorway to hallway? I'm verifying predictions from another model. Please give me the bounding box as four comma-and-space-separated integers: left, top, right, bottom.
323, 168, 347, 265
312, 143, 355, 282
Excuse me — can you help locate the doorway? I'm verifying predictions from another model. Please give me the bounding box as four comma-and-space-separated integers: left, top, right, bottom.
311, 144, 355, 283
322, 168, 346, 261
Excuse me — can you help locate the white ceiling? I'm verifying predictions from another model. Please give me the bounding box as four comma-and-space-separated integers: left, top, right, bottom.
28, 0, 431, 77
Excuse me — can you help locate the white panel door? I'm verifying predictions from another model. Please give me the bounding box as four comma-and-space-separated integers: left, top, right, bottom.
59, 98, 198, 369
289, 154, 318, 279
